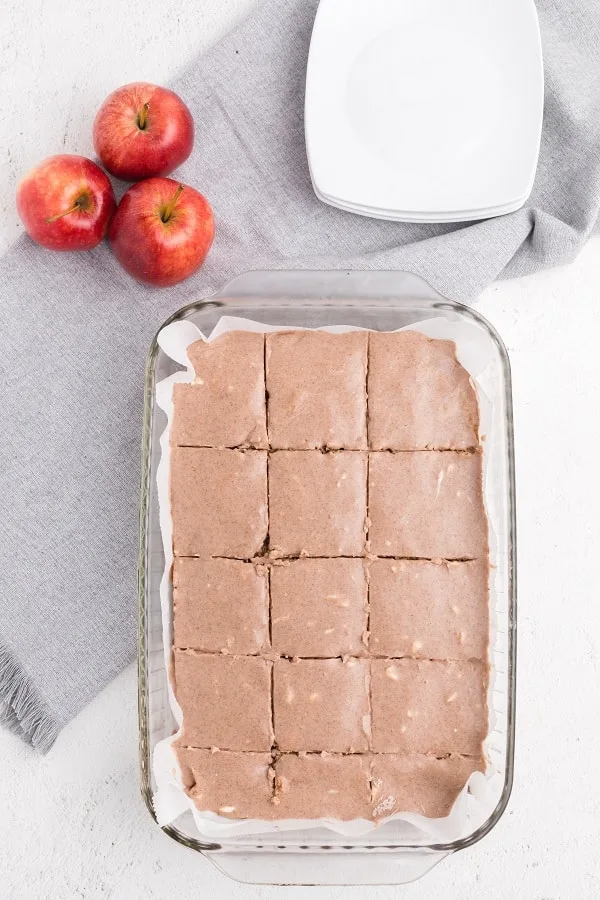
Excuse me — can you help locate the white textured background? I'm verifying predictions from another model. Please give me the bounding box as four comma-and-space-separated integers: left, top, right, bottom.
2, 1, 600, 898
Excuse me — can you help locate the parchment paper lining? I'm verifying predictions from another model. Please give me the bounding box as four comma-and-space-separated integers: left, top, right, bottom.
152, 315, 507, 842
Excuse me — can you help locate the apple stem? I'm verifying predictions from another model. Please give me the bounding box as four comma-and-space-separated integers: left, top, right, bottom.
160, 184, 184, 223
45, 197, 87, 223
137, 102, 150, 130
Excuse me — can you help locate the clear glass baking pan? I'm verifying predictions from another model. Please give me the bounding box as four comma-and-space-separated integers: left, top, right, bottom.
138, 270, 516, 886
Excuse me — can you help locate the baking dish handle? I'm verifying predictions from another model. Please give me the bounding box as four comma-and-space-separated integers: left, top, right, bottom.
211, 268, 448, 305
202, 847, 450, 886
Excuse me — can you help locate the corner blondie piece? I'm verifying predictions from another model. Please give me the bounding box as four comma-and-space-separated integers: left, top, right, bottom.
368, 330, 479, 450
176, 747, 275, 819
371, 753, 484, 819
172, 332, 267, 448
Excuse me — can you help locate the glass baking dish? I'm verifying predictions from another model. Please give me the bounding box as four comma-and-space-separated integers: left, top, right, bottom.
138, 269, 516, 886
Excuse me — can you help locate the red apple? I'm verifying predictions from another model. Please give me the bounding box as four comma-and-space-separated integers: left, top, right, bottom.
16, 155, 116, 251
93, 83, 194, 181
109, 177, 214, 287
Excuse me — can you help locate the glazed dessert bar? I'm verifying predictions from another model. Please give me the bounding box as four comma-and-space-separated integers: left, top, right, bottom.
170, 329, 489, 821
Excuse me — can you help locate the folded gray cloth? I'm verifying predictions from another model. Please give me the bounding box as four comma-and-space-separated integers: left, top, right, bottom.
1, 0, 599, 751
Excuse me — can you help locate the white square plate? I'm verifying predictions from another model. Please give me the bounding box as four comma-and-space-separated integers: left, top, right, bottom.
314, 186, 529, 223
305, 0, 543, 219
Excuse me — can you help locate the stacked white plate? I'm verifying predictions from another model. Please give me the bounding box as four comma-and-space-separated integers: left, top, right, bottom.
305, 0, 544, 223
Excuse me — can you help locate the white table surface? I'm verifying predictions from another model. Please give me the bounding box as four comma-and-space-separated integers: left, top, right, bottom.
2, 2, 600, 898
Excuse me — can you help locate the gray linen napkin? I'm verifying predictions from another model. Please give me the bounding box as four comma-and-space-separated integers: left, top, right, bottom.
1, 0, 599, 752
